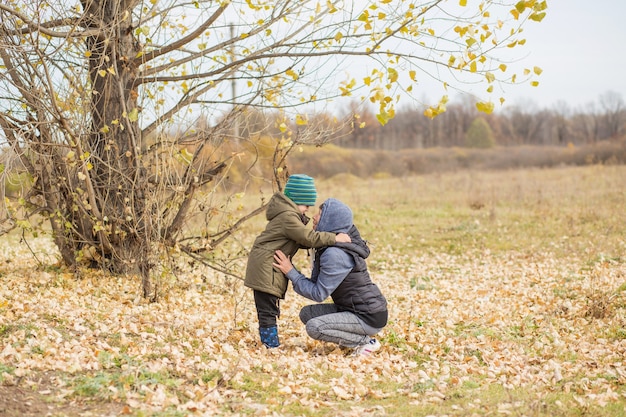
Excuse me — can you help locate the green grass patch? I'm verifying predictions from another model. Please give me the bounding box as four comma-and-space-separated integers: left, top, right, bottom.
0, 363, 15, 383
70, 367, 181, 401
0, 323, 18, 338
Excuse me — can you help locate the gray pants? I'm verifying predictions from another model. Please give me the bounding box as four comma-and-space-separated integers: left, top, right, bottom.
299, 304, 382, 348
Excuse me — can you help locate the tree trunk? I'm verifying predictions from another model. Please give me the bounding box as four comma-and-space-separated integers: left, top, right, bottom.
80, 0, 150, 281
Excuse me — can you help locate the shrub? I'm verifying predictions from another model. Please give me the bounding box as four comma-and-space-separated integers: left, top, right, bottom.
465, 117, 495, 149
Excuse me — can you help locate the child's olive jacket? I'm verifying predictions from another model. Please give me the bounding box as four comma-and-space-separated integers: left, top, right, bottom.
244, 192, 336, 298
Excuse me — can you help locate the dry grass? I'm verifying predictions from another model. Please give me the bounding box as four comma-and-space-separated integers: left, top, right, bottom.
0, 164, 625, 416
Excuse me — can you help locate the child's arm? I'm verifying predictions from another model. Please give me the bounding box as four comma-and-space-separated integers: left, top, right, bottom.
282, 212, 348, 248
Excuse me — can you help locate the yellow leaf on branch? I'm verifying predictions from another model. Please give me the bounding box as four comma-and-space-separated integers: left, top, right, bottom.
530, 12, 546, 21
423, 96, 449, 119
476, 101, 495, 114
295, 114, 308, 125
285, 69, 299, 80
376, 110, 391, 126
388, 68, 398, 83
128, 108, 139, 122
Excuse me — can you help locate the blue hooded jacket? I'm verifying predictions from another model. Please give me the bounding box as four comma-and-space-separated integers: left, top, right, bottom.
286, 198, 388, 328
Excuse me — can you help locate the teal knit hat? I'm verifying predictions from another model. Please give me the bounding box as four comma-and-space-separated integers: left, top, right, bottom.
284, 174, 317, 206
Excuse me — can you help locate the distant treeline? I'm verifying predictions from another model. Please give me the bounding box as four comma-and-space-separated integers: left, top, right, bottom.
207, 91, 625, 152
335, 91, 626, 150
287, 139, 626, 179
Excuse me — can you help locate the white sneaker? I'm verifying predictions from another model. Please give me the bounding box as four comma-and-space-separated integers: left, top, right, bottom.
353, 338, 381, 356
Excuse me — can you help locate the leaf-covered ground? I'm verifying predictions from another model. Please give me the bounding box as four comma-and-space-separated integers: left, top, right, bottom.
1, 166, 626, 416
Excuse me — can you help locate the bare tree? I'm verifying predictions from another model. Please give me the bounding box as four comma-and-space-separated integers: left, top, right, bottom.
0, 0, 546, 298
599, 90, 626, 139
500, 100, 546, 144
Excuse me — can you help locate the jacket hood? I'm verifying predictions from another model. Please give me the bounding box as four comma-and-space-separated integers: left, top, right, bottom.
316, 198, 353, 234
266, 192, 295, 220
266, 192, 309, 224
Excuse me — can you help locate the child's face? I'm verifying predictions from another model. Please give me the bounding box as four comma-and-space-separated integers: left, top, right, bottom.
312, 208, 322, 230
297, 205, 310, 215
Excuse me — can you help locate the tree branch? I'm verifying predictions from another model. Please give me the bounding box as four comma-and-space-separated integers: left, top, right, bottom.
0, 4, 100, 37
133, 3, 228, 67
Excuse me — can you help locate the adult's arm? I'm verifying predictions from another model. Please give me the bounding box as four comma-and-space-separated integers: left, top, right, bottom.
275, 248, 354, 302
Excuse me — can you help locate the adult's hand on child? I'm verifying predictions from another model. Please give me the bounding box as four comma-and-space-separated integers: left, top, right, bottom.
273, 250, 294, 274
335, 233, 351, 243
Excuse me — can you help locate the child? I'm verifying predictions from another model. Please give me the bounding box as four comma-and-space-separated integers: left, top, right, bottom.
244, 174, 351, 348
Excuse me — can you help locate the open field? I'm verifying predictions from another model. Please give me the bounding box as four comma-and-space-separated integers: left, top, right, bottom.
1, 164, 625, 416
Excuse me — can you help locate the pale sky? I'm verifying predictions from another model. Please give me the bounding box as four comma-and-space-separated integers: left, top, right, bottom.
492, 0, 626, 110
330, 0, 626, 115
148, 0, 626, 122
